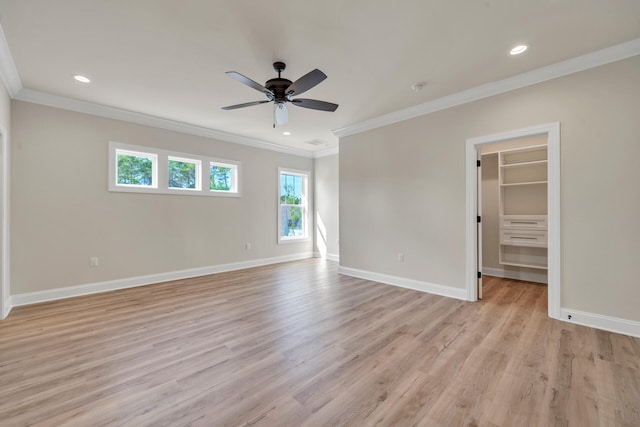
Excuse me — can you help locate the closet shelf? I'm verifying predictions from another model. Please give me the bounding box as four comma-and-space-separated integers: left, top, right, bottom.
500, 181, 547, 187
497, 144, 548, 271
500, 260, 549, 270
500, 160, 547, 169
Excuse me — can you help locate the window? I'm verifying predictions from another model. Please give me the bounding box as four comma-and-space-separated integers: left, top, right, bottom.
210, 161, 238, 193
115, 149, 157, 188
168, 156, 201, 191
109, 142, 240, 197
278, 168, 309, 242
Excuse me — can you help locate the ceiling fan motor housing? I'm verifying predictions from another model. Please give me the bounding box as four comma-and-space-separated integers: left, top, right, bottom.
265, 78, 293, 103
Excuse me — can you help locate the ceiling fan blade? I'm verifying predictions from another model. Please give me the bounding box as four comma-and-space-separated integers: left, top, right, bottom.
226, 71, 273, 96
222, 100, 270, 110
291, 98, 339, 112
275, 102, 288, 125
286, 69, 327, 96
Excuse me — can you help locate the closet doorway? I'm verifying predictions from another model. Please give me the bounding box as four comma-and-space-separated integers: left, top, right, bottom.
465, 123, 560, 320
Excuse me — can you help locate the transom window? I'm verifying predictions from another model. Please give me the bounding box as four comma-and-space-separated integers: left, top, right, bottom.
210, 162, 238, 193
168, 156, 201, 191
116, 149, 158, 188
109, 142, 240, 197
278, 168, 309, 242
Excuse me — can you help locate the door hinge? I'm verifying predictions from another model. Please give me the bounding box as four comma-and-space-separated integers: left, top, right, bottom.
477, 271, 482, 279
477, 160, 481, 167
477, 216, 481, 223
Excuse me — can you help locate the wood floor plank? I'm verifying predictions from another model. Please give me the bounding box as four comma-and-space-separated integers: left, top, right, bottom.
1, 260, 639, 426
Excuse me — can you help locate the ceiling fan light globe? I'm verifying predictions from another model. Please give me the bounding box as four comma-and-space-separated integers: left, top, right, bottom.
275, 102, 288, 125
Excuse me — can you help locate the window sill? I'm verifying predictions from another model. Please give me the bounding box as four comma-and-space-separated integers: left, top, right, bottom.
278, 236, 310, 244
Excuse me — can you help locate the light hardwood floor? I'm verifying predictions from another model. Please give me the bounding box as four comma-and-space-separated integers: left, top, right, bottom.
1, 259, 639, 426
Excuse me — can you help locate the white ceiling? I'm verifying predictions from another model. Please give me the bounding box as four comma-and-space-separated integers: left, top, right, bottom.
0, 0, 639, 153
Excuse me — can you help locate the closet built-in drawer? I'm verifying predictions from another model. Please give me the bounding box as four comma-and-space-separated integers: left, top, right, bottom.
500, 215, 547, 230
500, 229, 547, 247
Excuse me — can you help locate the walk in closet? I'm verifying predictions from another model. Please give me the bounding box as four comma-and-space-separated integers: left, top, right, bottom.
481, 137, 548, 284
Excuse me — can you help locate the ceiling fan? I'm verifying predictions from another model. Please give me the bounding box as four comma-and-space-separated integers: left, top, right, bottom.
222, 62, 338, 127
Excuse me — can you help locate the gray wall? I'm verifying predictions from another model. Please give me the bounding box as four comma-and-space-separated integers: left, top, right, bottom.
11, 101, 314, 294
314, 154, 339, 259
481, 153, 500, 269
0, 83, 9, 316
0, 84, 8, 131
340, 56, 640, 322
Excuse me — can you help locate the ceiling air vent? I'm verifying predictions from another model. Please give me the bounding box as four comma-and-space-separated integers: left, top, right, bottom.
305, 139, 327, 146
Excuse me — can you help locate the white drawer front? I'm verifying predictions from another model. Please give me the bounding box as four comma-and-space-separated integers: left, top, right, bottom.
500, 229, 547, 247
500, 215, 547, 230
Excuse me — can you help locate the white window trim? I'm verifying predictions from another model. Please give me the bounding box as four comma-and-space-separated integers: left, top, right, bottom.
109, 141, 241, 197
278, 167, 310, 244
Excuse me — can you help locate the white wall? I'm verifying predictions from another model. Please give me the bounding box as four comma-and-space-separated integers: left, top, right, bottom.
340, 56, 640, 323
11, 101, 314, 295
314, 154, 339, 259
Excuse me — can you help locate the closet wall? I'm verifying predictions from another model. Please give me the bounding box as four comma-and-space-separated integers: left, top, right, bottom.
481, 135, 548, 284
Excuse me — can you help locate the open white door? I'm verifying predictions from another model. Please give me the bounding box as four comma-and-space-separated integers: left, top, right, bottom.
0, 126, 7, 319
476, 149, 483, 299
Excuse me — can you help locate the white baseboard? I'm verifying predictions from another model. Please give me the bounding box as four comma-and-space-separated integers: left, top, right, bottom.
326, 253, 339, 262
338, 266, 467, 301
313, 251, 340, 262
11, 252, 314, 308
1, 297, 11, 319
560, 308, 640, 339
8, 256, 639, 339
482, 267, 548, 284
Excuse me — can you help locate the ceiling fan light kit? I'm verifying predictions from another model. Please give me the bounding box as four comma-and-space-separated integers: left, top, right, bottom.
274, 102, 288, 125
222, 62, 338, 127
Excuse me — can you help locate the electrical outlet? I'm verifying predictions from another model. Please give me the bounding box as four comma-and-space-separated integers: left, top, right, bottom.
245, 242, 251, 250
90, 257, 99, 267
397, 252, 404, 262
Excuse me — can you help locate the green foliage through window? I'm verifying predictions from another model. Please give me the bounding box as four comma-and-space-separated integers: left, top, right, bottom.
112, 143, 239, 196
280, 174, 302, 204
168, 159, 197, 189
210, 165, 232, 191
117, 153, 153, 186
279, 172, 305, 238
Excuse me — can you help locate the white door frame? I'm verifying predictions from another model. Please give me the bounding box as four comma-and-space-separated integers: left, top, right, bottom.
0, 124, 9, 319
476, 149, 482, 299
465, 122, 561, 319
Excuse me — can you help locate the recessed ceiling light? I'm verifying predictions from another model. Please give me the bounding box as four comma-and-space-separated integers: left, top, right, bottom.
283, 131, 291, 136
510, 44, 528, 55
73, 74, 91, 83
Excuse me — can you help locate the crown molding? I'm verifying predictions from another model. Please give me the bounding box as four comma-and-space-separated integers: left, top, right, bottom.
333, 37, 640, 138
313, 145, 339, 158
0, 25, 22, 97
0, 20, 312, 158
14, 89, 315, 158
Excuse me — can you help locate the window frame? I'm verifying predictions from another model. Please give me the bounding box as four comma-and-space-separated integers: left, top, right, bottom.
113, 148, 158, 189
167, 156, 202, 192
209, 160, 239, 194
278, 167, 309, 244
109, 142, 241, 197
